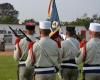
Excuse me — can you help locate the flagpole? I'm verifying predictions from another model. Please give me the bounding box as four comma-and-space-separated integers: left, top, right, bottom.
53, 0, 61, 27
48, 0, 64, 39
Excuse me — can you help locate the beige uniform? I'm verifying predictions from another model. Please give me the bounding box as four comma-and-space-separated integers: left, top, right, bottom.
61, 37, 80, 80
14, 35, 38, 80
26, 37, 61, 80
76, 38, 100, 80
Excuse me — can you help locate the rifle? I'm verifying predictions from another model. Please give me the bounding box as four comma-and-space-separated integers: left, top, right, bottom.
19, 29, 32, 42
9, 26, 20, 38
19, 29, 35, 80
74, 34, 82, 42
19, 29, 40, 41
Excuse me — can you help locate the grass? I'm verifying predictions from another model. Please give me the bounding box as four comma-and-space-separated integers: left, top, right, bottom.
0, 56, 18, 80
0, 55, 83, 80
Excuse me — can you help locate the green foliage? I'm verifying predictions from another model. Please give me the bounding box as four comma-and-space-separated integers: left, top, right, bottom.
70, 17, 92, 29
0, 56, 18, 80
22, 19, 35, 24
22, 18, 39, 25
0, 16, 18, 24
0, 55, 84, 80
0, 3, 19, 24
64, 13, 100, 29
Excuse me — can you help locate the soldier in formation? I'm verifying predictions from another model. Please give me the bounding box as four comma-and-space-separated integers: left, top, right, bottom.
14, 22, 38, 80
25, 21, 61, 80
61, 26, 80, 80
76, 23, 100, 80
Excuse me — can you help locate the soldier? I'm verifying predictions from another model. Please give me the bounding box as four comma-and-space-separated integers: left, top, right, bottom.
13, 22, 38, 80
76, 23, 100, 80
61, 27, 80, 80
25, 21, 61, 80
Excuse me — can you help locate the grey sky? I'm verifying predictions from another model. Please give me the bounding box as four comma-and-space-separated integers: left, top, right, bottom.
0, 0, 100, 22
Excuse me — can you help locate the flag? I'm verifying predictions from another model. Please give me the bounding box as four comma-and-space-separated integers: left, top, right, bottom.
48, 0, 60, 28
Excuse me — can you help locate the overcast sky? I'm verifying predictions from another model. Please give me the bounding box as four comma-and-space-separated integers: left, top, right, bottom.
0, 0, 100, 22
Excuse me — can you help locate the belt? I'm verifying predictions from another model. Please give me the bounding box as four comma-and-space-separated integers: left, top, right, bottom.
83, 64, 100, 73
61, 59, 78, 69
18, 61, 26, 67
62, 59, 76, 63
34, 67, 56, 74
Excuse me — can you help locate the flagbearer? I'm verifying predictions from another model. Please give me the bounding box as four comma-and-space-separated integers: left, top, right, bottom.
14, 22, 38, 80
76, 23, 100, 80
25, 21, 61, 80
61, 27, 80, 80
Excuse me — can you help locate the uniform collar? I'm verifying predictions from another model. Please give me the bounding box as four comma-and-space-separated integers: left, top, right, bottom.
91, 38, 100, 41
66, 37, 74, 40
40, 36, 49, 40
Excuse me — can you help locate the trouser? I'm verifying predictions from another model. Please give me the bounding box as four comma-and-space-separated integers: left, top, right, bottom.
85, 73, 100, 80
83, 64, 100, 80
61, 60, 78, 80
61, 68, 78, 80
18, 64, 33, 80
34, 67, 56, 80
35, 73, 56, 80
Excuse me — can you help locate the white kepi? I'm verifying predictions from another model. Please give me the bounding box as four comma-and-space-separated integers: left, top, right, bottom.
89, 23, 100, 32
39, 21, 51, 29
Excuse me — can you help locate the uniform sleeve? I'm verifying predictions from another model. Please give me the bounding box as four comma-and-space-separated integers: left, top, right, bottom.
58, 48, 62, 64
75, 40, 87, 64
13, 39, 22, 61
25, 42, 37, 67
75, 48, 83, 64
75, 42, 92, 64
84, 43, 95, 64
61, 41, 70, 58
25, 50, 33, 67
61, 41, 66, 58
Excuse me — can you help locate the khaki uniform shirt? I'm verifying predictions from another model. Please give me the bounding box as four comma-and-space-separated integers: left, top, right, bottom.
76, 38, 100, 64
61, 37, 80, 61
26, 37, 61, 67
14, 35, 38, 61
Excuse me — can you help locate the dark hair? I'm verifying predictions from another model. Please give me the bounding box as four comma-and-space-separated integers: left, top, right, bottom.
66, 27, 76, 35
66, 27, 82, 41
66, 27, 75, 32
26, 25, 35, 31
40, 29, 51, 36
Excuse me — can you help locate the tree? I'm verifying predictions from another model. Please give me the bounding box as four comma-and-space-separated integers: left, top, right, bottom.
92, 14, 98, 20
22, 19, 38, 25
82, 13, 88, 19
69, 16, 92, 29
0, 3, 19, 24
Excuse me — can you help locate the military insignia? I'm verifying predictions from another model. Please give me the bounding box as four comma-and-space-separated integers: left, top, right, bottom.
52, 21, 58, 31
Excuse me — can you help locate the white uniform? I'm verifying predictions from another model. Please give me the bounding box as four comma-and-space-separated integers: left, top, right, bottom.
76, 38, 100, 80
14, 35, 38, 80
26, 37, 61, 80
76, 23, 100, 80
61, 37, 80, 80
